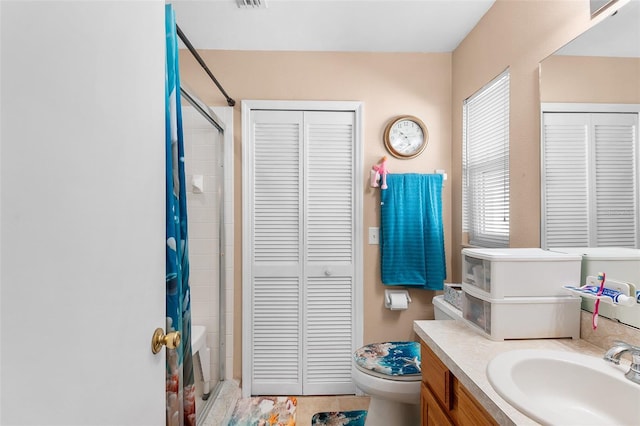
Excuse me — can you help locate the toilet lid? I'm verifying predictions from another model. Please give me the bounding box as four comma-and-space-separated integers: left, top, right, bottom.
353, 341, 421, 381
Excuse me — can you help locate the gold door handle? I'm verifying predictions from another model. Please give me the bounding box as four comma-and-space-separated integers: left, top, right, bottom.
151, 328, 181, 354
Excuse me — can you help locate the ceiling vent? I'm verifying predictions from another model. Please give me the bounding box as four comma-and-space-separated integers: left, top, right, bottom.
236, 0, 268, 8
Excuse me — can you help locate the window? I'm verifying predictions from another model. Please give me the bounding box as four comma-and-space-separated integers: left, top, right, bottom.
463, 70, 510, 247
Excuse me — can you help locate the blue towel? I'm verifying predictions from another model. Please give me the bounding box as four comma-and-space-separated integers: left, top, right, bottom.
380, 174, 446, 290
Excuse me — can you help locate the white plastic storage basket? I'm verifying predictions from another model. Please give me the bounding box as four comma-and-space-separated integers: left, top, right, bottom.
461, 248, 582, 298
443, 283, 462, 310
462, 285, 581, 341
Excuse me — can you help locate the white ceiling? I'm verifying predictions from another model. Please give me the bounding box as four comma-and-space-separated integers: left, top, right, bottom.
556, 0, 640, 57
171, 0, 496, 53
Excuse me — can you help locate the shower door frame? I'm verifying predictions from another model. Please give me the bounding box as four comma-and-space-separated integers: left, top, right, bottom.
181, 86, 234, 420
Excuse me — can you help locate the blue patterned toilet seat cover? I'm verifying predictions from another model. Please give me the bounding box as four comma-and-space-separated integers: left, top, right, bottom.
353, 341, 421, 378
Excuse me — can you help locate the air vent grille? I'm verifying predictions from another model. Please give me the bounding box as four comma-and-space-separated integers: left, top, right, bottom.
237, 0, 268, 8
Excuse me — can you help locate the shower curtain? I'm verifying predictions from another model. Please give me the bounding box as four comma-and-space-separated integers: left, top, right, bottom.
165, 5, 195, 426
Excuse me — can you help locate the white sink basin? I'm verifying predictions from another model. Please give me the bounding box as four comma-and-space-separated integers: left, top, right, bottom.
487, 349, 640, 426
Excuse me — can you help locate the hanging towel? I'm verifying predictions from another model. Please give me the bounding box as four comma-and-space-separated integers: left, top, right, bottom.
380, 174, 446, 290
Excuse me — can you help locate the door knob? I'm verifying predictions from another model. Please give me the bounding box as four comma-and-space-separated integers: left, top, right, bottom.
151, 328, 181, 354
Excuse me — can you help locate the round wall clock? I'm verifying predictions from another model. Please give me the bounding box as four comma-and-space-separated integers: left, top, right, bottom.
383, 115, 429, 159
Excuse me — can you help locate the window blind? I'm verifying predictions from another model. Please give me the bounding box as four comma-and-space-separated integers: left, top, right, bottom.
463, 70, 510, 247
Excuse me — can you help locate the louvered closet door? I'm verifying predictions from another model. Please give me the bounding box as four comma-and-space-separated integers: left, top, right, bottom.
542, 113, 590, 247
248, 109, 356, 396
592, 113, 638, 247
542, 112, 638, 248
303, 111, 356, 395
250, 110, 304, 395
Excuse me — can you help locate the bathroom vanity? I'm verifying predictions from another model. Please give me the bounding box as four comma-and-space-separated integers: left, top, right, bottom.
414, 319, 615, 425
421, 340, 496, 425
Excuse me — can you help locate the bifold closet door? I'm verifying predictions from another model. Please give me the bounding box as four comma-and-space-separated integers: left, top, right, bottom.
248, 109, 356, 395
249, 110, 304, 395
542, 112, 638, 248
303, 111, 356, 395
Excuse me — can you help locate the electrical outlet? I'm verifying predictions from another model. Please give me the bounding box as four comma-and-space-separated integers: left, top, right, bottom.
368, 227, 379, 245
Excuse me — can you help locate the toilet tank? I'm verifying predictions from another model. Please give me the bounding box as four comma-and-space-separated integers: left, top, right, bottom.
433, 295, 462, 320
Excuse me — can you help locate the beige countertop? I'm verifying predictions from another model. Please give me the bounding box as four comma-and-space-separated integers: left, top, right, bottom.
413, 319, 615, 425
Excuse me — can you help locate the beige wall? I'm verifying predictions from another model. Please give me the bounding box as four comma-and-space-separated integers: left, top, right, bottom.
179, 50, 452, 381
450, 0, 607, 281
179, 0, 628, 384
540, 55, 640, 103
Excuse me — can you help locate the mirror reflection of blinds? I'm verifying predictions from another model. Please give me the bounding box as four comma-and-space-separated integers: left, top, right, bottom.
542, 112, 639, 248
463, 69, 510, 248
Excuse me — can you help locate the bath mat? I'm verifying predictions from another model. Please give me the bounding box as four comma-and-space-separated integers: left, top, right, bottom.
311, 410, 367, 426
227, 396, 296, 426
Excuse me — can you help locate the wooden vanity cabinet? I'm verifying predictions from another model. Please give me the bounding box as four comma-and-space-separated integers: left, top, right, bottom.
422, 383, 454, 426
420, 342, 498, 426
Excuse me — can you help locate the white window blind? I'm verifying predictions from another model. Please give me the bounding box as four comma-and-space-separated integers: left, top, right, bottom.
541, 112, 639, 248
463, 70, 510, 247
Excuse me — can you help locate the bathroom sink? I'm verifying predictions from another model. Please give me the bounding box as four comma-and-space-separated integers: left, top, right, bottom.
486, 349, 640, 426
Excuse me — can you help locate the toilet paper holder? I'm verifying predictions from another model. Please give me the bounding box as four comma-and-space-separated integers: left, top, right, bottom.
384, 289, 412, 310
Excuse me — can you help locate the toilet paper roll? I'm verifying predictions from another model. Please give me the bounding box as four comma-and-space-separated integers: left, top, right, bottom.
388, 292, 408, 310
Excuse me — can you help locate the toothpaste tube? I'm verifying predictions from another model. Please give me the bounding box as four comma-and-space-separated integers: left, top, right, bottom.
565, 285, 635, 306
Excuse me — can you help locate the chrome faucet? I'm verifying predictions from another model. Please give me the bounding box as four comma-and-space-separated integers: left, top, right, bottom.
604, 340, 640, 385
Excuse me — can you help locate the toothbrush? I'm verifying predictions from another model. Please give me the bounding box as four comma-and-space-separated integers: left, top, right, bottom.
592, 272, 606, 330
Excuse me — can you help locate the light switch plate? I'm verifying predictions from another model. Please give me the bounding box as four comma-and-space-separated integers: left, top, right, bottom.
368, 227, 379, 245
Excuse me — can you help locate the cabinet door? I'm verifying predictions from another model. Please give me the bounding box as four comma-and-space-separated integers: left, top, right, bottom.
422, 383, 454, 426
454, 379, 498, 426
422, 343, 452, 409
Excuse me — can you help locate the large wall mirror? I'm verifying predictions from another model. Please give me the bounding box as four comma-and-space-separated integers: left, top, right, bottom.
540, 0, 639, 106
590, 0, 619, 16
539, 0, 640, 328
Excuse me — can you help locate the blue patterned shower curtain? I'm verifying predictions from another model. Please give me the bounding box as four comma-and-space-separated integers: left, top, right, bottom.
165, 5, 195, 426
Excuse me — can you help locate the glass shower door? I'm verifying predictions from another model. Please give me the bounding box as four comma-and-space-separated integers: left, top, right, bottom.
180, 101, 226, 423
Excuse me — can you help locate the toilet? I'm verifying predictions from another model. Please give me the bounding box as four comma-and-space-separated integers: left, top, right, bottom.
351, 295, 461, 426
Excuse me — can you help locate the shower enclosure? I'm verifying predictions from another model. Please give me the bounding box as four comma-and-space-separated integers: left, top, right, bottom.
180, 87, 228, 424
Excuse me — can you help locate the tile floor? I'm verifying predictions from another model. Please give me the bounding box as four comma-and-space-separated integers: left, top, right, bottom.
200, 380, 370, 426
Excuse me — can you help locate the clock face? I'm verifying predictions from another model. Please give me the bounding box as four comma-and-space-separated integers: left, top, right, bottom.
384, 116, 428, 158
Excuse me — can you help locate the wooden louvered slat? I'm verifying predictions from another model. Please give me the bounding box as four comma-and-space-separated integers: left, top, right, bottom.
305, 277, 353, 389
253, 118, 301, 264
252, 277, 300, 385
306, 118, 354, 264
